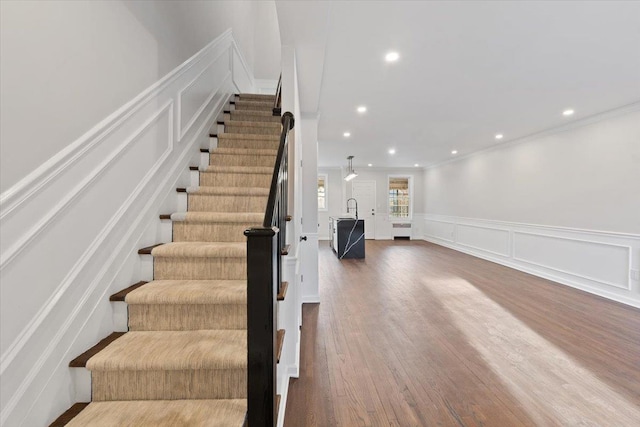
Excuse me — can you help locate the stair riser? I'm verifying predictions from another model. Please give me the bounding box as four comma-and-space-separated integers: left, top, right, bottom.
217, 139, 280, 150
154, 258, 246, 280
128, 304, 246, 330
187, 194, 267, 212
199, 173, 271, 188
224, 125, 280, 136
237, 95, 276, 102
233, 102, 273, 112
173, 222, 260, 242
91, 369, 247, 400
209, 154, 276, 167
229, 112, 280, 123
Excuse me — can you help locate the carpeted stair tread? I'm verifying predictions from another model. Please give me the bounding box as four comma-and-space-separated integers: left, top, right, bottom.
223, 125, 280, 137
223, 120, 280, 129
238, 93, 276, 101
210, 147, 277, 156
233, 100, 273, 110
229, 109, 274, 116
66, 399, 246, 427
216, 133, 279, 141
170, 212, 263, 223
216, 132, 279, 140
208, 150, 277, 168
186, 186, 270, 196
228, 112, 281, 124
151, 242, 246, 258
224, 128, 279, 137
170, 213, 263, 242
201, 165, 273, 174
86, 330, 246, 371
125, 280, 246, 305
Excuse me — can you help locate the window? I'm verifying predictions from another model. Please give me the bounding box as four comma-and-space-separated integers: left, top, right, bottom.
388, 176, 411, 219
318, 174, 328, 211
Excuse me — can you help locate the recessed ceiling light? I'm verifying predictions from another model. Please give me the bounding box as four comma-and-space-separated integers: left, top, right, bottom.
357, 106, 367, 113
343, 132, 351, 137
414, 163, 419, 167
385, 52, 400, 62
368, 163, 372, 167
495, 134, 504, 140
563, 109, 575, 116
451, 150, 458, 155
388, 148, 396, 155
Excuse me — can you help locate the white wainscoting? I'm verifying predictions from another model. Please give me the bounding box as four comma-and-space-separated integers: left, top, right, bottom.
0, 29, 254, 427
299, 234, 320, 303
423, 215, 640, 308
277, 254, 301, 427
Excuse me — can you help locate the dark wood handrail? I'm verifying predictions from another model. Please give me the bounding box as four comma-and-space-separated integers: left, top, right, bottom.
272, 74, 282, 116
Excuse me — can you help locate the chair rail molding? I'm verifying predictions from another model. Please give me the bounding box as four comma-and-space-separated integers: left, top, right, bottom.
423, 214, 640, 308
0, 28, 254, 427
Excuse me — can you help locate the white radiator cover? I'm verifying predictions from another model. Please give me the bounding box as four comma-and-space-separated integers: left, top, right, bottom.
392, 222, 412, 237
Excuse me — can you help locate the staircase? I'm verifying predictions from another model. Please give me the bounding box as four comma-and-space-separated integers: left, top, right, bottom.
52, 94, 286, 426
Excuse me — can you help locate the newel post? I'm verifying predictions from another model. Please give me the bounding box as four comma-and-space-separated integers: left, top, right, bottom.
244, 226, 279, 426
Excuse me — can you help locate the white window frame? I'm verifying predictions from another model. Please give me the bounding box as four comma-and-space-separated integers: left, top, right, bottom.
318, 173, 328, 211
387, 174, 413, 220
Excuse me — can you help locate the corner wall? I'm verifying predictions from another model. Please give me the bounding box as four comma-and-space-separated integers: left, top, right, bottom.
422, 107, 640, 307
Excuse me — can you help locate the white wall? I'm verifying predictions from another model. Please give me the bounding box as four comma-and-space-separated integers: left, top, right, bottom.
253, 1, 281, 80
0, 0, 281, 193
424, 108, 640, 234
318, 167, 343, 239
422, 107, 640, 307
0, 1, 279, 423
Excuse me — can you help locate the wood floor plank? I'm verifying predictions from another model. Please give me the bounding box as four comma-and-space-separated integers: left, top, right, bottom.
285, 240, 640, 426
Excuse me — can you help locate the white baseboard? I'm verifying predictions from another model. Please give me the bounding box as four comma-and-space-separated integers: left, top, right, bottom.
302, 295, 321, 304
423, 215, 640, 308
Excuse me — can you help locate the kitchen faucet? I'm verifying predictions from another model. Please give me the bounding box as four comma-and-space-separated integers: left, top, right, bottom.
346, 198, 358, 219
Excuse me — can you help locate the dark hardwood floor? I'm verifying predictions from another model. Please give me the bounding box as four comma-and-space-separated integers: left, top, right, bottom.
284, 240, 640, 426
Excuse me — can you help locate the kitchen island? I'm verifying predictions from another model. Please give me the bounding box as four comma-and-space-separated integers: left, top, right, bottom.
329, 217, 365, 259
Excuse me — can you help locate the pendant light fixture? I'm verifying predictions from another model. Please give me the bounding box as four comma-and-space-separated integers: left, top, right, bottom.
344, 155, 358, 181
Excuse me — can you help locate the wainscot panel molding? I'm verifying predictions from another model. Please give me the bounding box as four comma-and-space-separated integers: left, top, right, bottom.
231, 40, 255, 93
457, 223, 511, 258
0, 29, 251, 427
299, 233, 320, 303
423, 215, 640, 308
278, 254, 301, 427
410, 213, 425, 240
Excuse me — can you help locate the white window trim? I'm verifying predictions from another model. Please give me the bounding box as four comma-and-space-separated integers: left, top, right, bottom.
387, 174, 413, 221
318, 173, 328, 212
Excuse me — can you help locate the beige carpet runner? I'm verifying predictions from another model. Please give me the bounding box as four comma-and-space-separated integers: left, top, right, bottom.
66, 93, 278, 426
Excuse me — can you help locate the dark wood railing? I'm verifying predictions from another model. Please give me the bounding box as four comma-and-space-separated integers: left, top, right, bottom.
272, 74, 282, 116
244, 104, 294, 425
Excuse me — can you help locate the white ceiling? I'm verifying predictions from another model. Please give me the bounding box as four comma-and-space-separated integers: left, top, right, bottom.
300, 1, 640, 168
